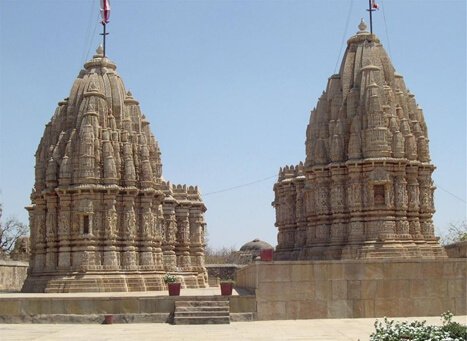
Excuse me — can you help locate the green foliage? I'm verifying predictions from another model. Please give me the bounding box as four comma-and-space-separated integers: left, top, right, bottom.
442, 221, 467, 245
163, 273, 176, 283
370, 312, 466, 341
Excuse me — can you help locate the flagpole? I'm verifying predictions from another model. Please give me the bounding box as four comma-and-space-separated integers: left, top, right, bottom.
368, 0, 373, 34
103, 23, 106, 57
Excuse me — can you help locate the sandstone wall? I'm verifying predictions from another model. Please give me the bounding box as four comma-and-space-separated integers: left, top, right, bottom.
0, 260, 29, 292
236, 259, 466, 320
445, 241, 467, 258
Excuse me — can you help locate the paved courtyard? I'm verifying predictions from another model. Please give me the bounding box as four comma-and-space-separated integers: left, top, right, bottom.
1, 316, 465, 341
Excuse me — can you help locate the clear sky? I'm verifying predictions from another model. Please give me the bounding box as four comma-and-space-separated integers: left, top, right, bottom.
0, 0, 465, 250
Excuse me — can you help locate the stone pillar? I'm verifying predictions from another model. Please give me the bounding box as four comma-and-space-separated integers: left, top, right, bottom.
139, 195, 155, 269
102, 193, 119, 270
57, 191, 72, 269
151, 197, 164, 271
406, 166, 423, 240
162, 197, 177, 271
121, 193, 137, 270
45, 193, 58, 271
347, 164, 364, 242
32, 199, 47, 273
175, 204, 192, 271
189, 202, 207, 286
394, 171, 410, 239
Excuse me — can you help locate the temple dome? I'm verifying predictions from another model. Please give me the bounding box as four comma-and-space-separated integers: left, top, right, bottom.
24, 46, 208, 293
240, 239, 273, 252
34, 46, 162, 193
273, 21, 446, 261
305, 20, 430, 167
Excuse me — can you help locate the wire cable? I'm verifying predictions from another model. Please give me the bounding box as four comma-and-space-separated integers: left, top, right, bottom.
381, 0, 392, 58
82, 0, 100, 64
204, 175, 277, 196
437, 185, 466, 204
334, 0, 353, 74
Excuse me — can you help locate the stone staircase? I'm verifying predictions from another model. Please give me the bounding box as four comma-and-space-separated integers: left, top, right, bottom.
174, 300, 230, 325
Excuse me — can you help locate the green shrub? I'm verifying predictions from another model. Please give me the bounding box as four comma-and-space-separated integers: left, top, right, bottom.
370, 312, 466, 341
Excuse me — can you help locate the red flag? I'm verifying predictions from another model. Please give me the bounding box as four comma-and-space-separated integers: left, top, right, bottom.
100, 0, 111, 24
371, 0, 380, 10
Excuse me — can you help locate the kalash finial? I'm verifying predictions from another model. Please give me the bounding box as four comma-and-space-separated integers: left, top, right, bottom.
358, 18, 368, 33
96, 44, 104, 57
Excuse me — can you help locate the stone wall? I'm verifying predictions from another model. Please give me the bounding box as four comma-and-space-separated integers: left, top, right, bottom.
0, 260, 29, 292
445, 241, 467, 258
205, 264, 241, 286
236, 259, 466, 320
0, 293, 256, 323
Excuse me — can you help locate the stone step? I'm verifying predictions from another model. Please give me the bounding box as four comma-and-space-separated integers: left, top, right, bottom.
175, 300, 229, 308
175, 306, 229, 312
174, 316, 231, 325
175, 311, 230, 318
174, 299, 231, 325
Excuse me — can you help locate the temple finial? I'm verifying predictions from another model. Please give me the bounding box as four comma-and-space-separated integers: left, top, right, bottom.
96, 44, 104, 56
358, 19, 368, 32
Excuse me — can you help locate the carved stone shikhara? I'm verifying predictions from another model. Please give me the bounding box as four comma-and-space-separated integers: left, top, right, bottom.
273, 21, 446, 260
22, 46, 208, 292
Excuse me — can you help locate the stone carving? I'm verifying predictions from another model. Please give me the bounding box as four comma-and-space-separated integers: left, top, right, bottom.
273, 22, 446, 260
23, 46, 208, 292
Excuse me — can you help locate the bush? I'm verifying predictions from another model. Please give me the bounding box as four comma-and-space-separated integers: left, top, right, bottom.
370, 312, 466, 341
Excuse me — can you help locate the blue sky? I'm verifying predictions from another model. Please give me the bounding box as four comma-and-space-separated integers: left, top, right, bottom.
0, 0, 465, 249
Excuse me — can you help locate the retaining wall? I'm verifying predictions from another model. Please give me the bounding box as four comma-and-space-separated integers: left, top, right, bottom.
0, 260, 28, 292
236, 259, 466, 320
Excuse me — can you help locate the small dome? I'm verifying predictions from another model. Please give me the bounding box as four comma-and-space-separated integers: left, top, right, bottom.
240, 239, 273, 252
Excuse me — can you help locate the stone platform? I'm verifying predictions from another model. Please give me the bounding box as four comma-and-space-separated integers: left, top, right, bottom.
0, 288, 256, 323
236, 258, 466, 320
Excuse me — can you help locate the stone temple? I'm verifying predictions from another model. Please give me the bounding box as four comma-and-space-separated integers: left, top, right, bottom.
22, 46, 208, 292
273, 21, 447, 260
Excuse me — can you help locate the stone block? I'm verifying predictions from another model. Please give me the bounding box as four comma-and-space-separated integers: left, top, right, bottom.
331, 280, 347, 300
285, 301, 300, 319
352, 299, 374, 318
314, 280, 331, 300
420, 262, 444, 278
448, 279, 466, 298
258, 264, 291, 282
113, 298, 140, 314
290, 264, 314, 281
375, 298, 412, 317
257, 282, 289, 301
313, 263, 328, 280
92, 299, 114, 314
410, 279, 448, 298
342, 263, 362, 280
230, 296, 257, 313
383, 262, 422, 279
0, 299, 20, 315
328, 299, 352, 318
454, 297, 467, 315
412, 297, 450, 316
360, 280, 377, 299
257, 301, 286, 320
258, 281, 315, 301
443, 261, 466, 278
328, 263, 345, 280
376, 279, 410, 298
348, 280, 361, 299
21, 299, 51, 315
285, 300, 327, 319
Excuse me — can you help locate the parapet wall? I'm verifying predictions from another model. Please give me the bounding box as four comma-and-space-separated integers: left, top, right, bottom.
236, 259, 466, 320
445, 241, 467, 258
0, 260, 28, 292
